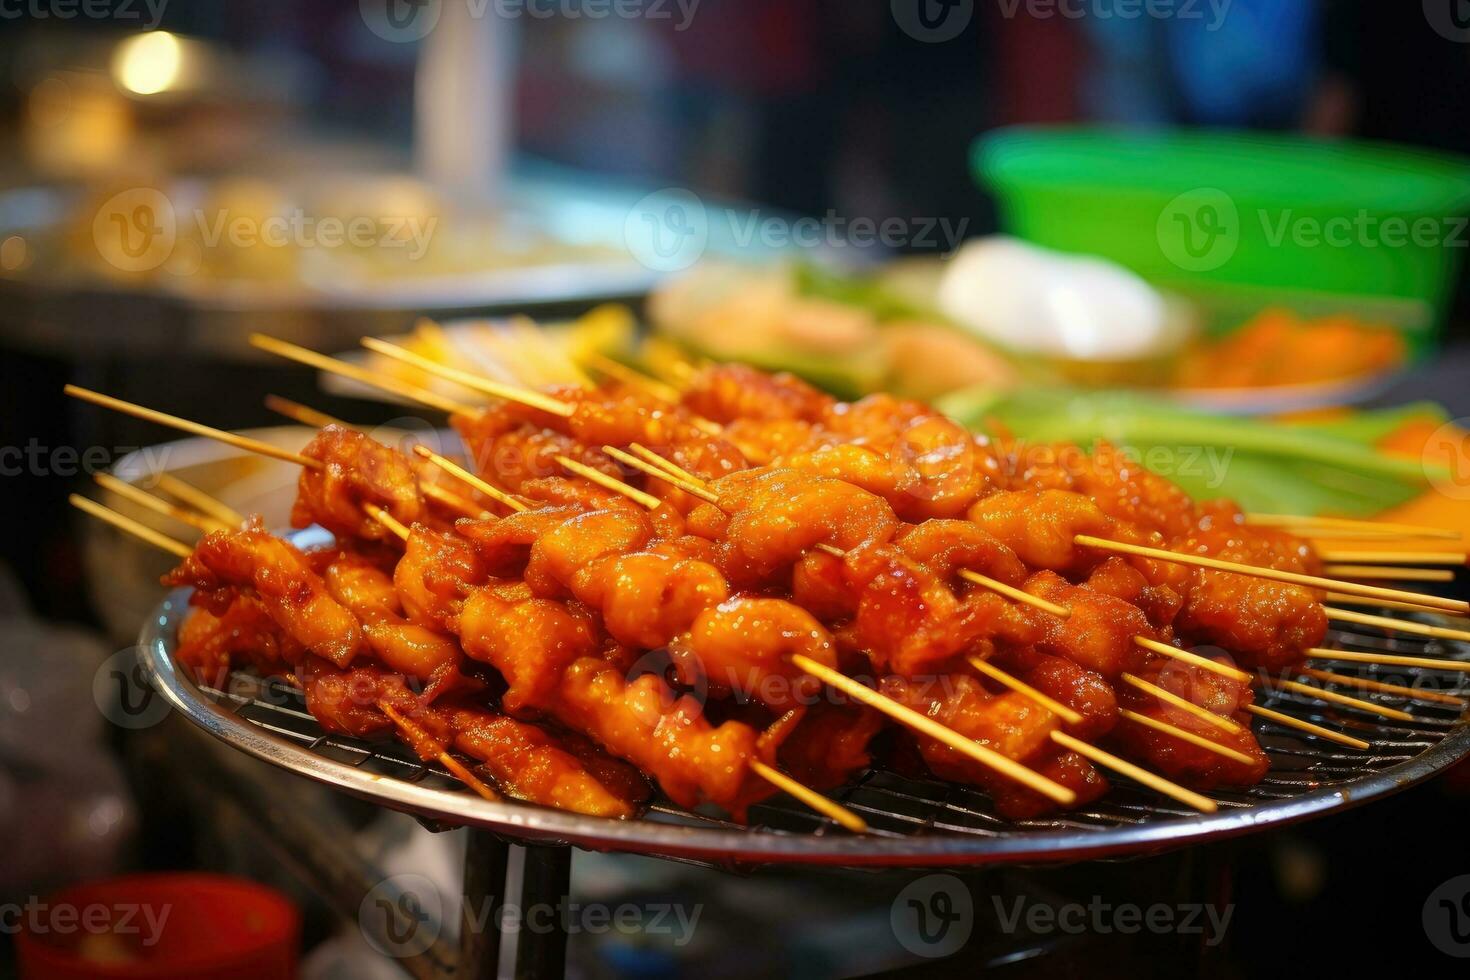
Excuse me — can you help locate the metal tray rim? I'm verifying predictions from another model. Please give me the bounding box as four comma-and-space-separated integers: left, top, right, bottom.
139, 588, 1470, 867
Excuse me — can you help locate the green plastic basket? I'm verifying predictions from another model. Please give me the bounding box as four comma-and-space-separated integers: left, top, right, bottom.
975, 127, 1470, 355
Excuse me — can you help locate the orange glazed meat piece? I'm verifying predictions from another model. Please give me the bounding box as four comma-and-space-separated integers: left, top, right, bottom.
293, 425, 426, 543
165, 521, 364, 667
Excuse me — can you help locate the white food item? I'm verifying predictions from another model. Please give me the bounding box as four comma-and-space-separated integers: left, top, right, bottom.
938, 237, 1178, 360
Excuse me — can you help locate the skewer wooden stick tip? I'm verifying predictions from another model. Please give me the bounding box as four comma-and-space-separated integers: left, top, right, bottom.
748, 760, 868, 833
69, 494, 192, 558
64, 384, 321, 470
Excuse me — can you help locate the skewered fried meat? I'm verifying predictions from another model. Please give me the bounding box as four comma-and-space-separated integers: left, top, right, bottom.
773, 703, 885, 791
879, 674, 1109, 819
445, 706, 648, 818
453, 366, 1324, 668
165, 519, 364, 666
293, 425, 428, 542
1020, 571, 1160, 679
1112, 661, 1270, 788
167, 528, 655, 818
321, 553, 479, 701
176, 596, 303, 684
159, 356, 1366, 824
1171, 507, 1327, 671
454, 579, 778, 814
683, 363, 835, 424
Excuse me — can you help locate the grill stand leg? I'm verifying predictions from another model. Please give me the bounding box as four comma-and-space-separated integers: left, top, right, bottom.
459, 830, 511, 979
513, 844, 572, 980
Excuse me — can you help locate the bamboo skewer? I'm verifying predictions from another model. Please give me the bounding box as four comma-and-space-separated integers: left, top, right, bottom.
1263, 677, 1415, 722
1073, 534, 1469, 615
411, 445, 529, 514
1323, 606, 1470, 643
1246, 514, 1462, 540
789, 654, 1075, 805
378, 701, 501, 803
1308, 648, 1470, 672
264, 395, 345, 429
1119, 673, 1243, 734
69, 495, 193, 558
1050, 731, 1217, 813
1133, 636, 1252, 683
1316, 550, 1466, 566
154, 474, 244, 527
582, 352, 683, 404
957, 569, 1071, 619
363, 504, 412, 542
65, 385, 321, 469
554, 455, 663, 510
1243, 704, 1371, 750
251, 335, 478, 417
629, 443, 704, 484
1324, 592, 1468, 617
748, 760, 869, 833
94, 473, 228, 534
1320, 565, 1455, 583
602, 446, 721, 502
1298, 668, 1465, 707
420, 482, 493, 521
966, 656, 1083, 725
1296, 530, 1459, 542
361, 337, 574, 417
1116, 709, 1256, 765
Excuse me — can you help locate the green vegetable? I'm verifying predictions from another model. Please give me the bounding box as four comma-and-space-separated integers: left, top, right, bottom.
791, 263, 933, 323
937, 386, 1445, 517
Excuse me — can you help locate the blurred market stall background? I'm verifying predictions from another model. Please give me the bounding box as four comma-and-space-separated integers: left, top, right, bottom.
3, 1, 1470, 977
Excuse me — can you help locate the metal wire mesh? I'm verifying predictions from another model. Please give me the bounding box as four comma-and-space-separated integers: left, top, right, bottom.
189, 613, 1470, 854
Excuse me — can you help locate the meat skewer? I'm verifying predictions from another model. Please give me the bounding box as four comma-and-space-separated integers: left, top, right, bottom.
618, 449, 1410, 749
65, 361, 1467, 821
332, 344, 1469, 630
78, 411, 873, 827
366, 503, 870, 831
70, 495, 512, 803
544, 458, 1232, 812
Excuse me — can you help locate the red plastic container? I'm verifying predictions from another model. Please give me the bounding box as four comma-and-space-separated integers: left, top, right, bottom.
15, 873, 300, 980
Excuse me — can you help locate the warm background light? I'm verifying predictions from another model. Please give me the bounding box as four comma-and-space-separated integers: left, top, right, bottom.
113, 31, 182, 96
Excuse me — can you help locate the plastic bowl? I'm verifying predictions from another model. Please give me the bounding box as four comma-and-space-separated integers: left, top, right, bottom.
15, 873, 299, 980
975, 127, 1470, 357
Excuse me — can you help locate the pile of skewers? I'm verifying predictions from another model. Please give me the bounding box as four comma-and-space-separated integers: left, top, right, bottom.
67, 335, 1470, 833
